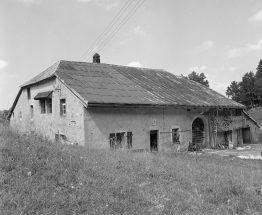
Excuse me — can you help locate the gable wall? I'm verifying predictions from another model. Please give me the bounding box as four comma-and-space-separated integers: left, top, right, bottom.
84, 107, 209, 151
245, 118, 260, 144
9, 78, 85, 145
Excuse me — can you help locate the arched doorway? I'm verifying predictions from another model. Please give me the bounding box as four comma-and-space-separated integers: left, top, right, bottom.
192, 118, 205, 149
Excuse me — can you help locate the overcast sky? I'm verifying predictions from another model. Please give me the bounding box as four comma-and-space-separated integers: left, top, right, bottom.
0, 0, 261, 110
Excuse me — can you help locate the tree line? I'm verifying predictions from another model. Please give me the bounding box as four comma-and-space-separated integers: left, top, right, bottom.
226, 59, 262, 108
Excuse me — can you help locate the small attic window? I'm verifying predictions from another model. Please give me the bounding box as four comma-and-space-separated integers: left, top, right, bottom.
60, 99, 66, 116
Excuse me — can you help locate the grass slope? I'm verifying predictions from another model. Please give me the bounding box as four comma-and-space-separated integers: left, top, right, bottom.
0, 125, 262, 215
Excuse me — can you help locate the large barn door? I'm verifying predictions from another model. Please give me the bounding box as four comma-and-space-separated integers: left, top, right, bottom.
192, 118, 205, 149
242, 128, 251, 144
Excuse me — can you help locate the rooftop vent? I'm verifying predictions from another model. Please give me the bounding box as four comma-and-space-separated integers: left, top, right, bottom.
93, 53, 100, 63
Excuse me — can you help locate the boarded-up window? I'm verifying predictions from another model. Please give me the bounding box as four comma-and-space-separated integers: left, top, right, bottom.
116, 132, 125, 148
109, 132, 125, 149
127, 132, 132, 149
172, 128, 180, 143
109, 133, 116, 149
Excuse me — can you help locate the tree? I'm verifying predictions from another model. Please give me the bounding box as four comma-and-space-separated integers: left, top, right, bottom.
226, 81, 241, 102
240, 71, 256, 107
185, 71, 209, 87
254, 59, 262, 104
226, 60, 262, 107
255, 59, 262, 79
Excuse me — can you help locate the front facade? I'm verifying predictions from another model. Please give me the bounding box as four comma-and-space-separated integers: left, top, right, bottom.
8, 56, 259, 151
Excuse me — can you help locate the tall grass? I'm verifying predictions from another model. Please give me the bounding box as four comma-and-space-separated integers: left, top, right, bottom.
0, 125, 262, 215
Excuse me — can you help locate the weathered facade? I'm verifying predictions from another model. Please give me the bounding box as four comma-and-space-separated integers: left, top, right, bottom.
8, 55, 260, 151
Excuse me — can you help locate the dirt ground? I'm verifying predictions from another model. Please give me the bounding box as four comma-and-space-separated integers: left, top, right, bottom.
201, 144, 262, 159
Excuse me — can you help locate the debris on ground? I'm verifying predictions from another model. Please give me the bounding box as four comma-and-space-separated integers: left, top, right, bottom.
237, 155, 262, 160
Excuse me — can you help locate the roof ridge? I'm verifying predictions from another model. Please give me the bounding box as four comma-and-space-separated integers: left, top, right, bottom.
58, 60, 165, 71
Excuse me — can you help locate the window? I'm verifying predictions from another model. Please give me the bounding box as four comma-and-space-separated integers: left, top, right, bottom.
27, 88, 31, 99
40, 99, 46, 114
30, 105, 34, 118
39, 99, 52, 114
60, 99, 66, 116
236, 109, 242, 116
109, 133, 116, 149
46, 99, 52, 113
55, 134, 67, 143
109, 132, 125, 149
172, 128, 180, 144
19, 109, 22, 119
127, 132, 133, 149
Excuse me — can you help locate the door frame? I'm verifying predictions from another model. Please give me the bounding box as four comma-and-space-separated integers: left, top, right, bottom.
150, 130, 159, 151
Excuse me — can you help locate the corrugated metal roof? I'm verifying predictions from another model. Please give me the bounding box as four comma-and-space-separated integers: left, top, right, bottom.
20, 60, 245, 109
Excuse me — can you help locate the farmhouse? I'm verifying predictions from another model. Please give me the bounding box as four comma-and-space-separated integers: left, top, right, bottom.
7, 54, 260, 151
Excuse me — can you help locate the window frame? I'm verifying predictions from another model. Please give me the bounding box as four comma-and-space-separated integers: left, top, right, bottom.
60, 99, 66, 116
40, 99, 46, 114
109, 132, 131, 149
46, 98, 52, 114
171, 128, 180, 144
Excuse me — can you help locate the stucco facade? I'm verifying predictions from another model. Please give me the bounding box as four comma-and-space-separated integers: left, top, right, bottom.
84, 107, 209, 150
10, 78, 85, 146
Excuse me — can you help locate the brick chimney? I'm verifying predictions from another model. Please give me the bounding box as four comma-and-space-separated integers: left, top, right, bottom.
93, 53, 100, 63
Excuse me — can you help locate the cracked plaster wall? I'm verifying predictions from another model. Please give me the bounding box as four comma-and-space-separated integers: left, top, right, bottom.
84, 107, 209, 151
10, 78, 85, 145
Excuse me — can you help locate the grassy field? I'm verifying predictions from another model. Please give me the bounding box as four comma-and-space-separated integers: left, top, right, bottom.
0, 125, 262, 215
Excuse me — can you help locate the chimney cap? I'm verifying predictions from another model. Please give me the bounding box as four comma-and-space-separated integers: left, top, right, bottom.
93, 53, 100, 63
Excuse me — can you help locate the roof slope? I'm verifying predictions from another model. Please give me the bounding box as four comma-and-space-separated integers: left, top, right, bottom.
20, 60, 245, 108
20, 61, 60, 87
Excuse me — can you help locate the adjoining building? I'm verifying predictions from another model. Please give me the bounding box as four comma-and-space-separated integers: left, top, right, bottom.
7, 54, 260, 151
